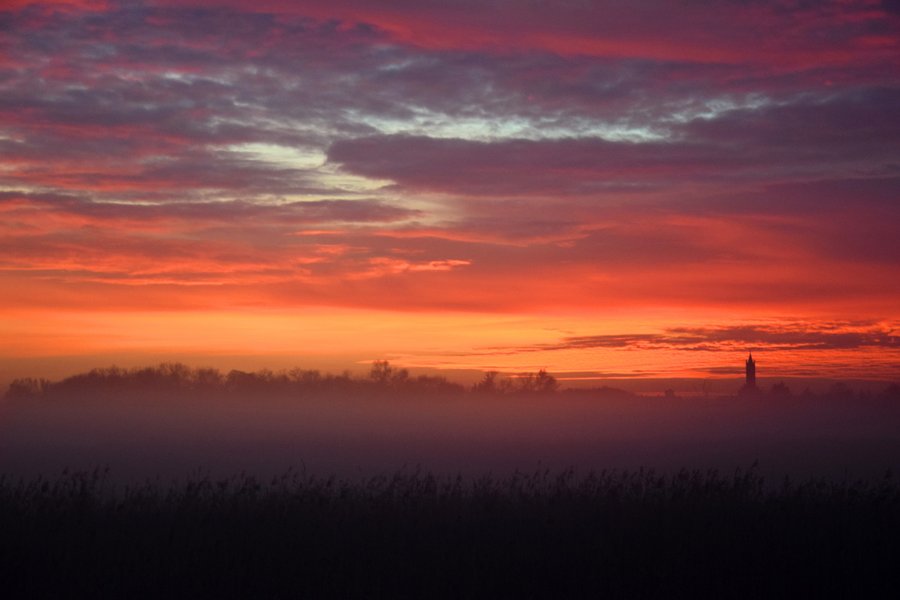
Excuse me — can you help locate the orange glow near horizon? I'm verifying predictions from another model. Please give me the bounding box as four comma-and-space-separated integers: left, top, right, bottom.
2, 305, 898, 386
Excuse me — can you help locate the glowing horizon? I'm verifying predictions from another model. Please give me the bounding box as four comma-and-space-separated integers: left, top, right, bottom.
1, 0, 899, 384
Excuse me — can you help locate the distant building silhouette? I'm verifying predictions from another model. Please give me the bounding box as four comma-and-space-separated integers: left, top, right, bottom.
745, 352, 756, 389
739, 352, 760, 396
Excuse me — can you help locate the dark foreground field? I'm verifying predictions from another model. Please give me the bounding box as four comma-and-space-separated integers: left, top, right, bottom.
2, 467, 899, 599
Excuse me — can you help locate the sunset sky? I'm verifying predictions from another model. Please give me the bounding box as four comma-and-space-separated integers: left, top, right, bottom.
1, 0, 899, 386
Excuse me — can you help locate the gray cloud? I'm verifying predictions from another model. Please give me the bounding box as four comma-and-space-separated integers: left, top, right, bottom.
0, 191, 419, 224
503, 323, 900, 354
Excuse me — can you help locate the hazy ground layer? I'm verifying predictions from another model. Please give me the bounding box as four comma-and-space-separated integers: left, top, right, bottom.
2, 364, 899, 482
3, 390, 900, 483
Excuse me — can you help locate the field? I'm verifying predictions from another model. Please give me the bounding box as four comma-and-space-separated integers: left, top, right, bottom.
2, 466, 900, 598
3, 366, 900, 597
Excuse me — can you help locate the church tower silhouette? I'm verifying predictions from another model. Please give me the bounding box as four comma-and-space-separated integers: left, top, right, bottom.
745, 352, 756, 389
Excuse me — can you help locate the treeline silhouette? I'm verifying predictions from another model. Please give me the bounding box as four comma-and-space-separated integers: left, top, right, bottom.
3, 361, 573, 403
5, 361, 900, 405
1, 466, 898, 598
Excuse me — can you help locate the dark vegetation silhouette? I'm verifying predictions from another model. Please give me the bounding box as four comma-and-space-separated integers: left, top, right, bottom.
4, 362, 461, 403
1, 466, 899, 598
6, 361, 898, 404
3, 361, 569, 403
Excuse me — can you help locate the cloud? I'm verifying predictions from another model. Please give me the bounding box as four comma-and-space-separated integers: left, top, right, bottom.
327, 135, 706, 196
141, 0, 900, 72
512, 323, 900, 354
0, 190, 430, 293
0, 0, 898, 326
328, 87, 900, 196
0, 191, 419, 225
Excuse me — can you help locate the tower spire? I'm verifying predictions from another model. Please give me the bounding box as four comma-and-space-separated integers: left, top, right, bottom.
745, 352, 756, 389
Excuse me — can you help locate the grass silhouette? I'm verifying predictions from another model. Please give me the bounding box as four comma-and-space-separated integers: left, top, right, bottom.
1, 466, 899, 598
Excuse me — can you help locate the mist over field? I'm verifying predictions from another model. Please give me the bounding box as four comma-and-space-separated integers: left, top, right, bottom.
3, 365, 899, 484
4, 365, 900, 597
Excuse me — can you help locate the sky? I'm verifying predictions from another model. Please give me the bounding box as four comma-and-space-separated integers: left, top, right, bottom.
1, 0, 899, 386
